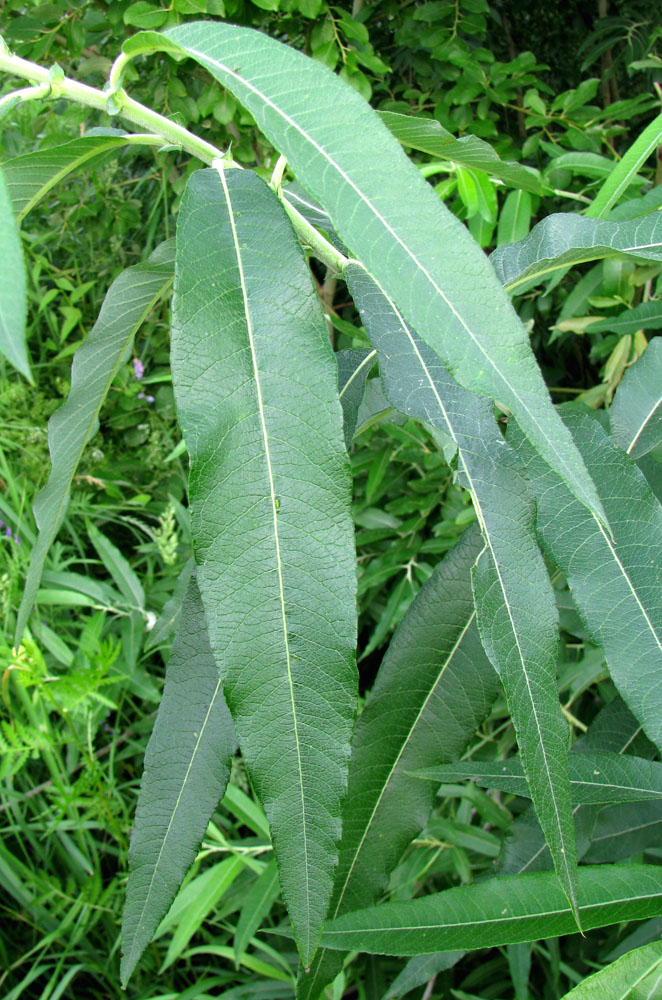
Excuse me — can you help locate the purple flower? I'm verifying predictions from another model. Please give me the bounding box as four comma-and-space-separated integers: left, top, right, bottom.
133, 358, 145, 380
137, 393, 155, 404
5, 526, 11, 538
14, 533, 21, 545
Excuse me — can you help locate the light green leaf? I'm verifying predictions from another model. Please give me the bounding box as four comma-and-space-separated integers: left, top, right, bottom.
156, 21, 607, 527
584, 302, 662, 339
121, 577, 237, 985
172, 166, 357, 966
561, 939, 662, 1000
299, 526, 499, 999
415, 752, 662, 805
378, 111, 544, 195
497, 190, 532, 247
1, 130, 147, 222
86, 522, 145, 611
320, 866, 662, 955
15, 240, 174, 644
588, 111, 662, 219
509, 409, 662, 753
491, 213, 662, 292
610, 339, 662, 459
345, 264, 579, 919
0, 164, 30, 380
233, 859, 280, 964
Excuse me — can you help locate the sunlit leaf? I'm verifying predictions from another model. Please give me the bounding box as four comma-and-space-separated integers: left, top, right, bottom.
610, 339, 662, 459
0, 164, 30, 380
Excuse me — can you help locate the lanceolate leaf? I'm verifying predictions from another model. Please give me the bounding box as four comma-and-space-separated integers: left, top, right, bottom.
0, 164, 30, 380
509, 409, 662, 752
320, 867, 662, 955
415, 752, 662, 805
1, 130, 155, 222
15, 240, 175, 644
300, 526, 500, 999
610, 339, 662, 459
560, 939, 662, 1000
345, 264, 579, 918
584, 301, 662, 338
582, 801, 662, 864
155, 21, 607, 527
587, 111, 662, 219
171, 166, 357, 965
121, 577, 236, 985
378, 111, 544, 195
491, 212, 662, 292
382, 952, 466, 1000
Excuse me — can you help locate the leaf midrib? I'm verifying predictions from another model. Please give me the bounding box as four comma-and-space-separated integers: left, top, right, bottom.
627, 396, 662, 455
216, 164, 311, 952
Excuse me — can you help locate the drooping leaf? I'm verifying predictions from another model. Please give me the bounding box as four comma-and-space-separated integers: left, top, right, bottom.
15, 240, 175, 644
345, 264, 579, 918
560, 939, 662, 1000
491, 212, 662, 292
336, 349, 377, 448
320, 866, 662, 956
299, 526, 499, 999
610, 339, 662, 459
153, 21, 607, 526
497, 190, 533, 247
378, 111, 544, 195
1, 129, 152, 222
509, 408, 662, 752
121, 577, 237, 985
0, 164, 30, 380
172, 166, 357, 965
415, 752, 662, 805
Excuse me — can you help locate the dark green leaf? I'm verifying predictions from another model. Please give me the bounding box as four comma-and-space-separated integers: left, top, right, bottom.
336, 349, 377, 448
610, 339, 662, 459
172, 167, 357, 965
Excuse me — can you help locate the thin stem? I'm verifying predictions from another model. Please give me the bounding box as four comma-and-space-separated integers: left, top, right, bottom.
0, 82, 51, 115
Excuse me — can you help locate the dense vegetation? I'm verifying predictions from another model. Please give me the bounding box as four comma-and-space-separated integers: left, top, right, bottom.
1, 2, 661, 999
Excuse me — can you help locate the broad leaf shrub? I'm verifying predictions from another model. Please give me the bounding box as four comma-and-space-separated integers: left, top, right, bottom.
1, 17, 661, 1000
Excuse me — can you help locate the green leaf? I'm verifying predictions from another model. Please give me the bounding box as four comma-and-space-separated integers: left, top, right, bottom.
415, 752, 662, 805
320, 866, 662, 955
172, 166, 357, 965
121, 577, 236, 985
86, 522, 145, 611
345, 264, 580, 919
491, 213, 662, 292
584, 302, 662, 339
15, 240, 174, 644
0, 164, 30, 380
497, 190, 532, 247
299, 526, 499, 999
509, 409, 662, 753
582, 801, 662, 864
233, 859, 281, 964
610, 339, 662, 459
560, 939, 662, 1000
336, 349, 377, 448
378, 111, 544, 195
157, 21, 607, 527
587, 111, 662, 219
382, 952, 465, 1000
1, 130, 140, 223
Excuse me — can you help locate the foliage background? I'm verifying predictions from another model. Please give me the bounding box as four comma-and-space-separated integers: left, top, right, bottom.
0, 1, 661, 997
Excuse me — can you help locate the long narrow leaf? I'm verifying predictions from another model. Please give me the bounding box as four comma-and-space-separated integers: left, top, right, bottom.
345, 264, 579, 917
121, 577, 236, 984
148, 21, 606, 526
587, 111, 662, 219
560, 939, 662, 999
300, 526, 499, 999
415, 752, 662, 805
378, 111, 544, 194
15, 240, 175, 643
0, 164, 30, 379
610, 339, 662, 459
171, 166, 357, 965
1, 129, 152, 222
320, 866, 662, 955
491, 213, 662, 292
509, 408, 662, 752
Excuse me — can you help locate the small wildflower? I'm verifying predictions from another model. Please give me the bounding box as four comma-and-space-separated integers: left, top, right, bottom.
137, 392, 155, 404
5, 526, 11, 538
133, 357, 145, 380
14, 533, 21, 545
